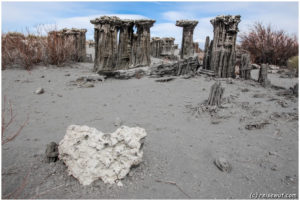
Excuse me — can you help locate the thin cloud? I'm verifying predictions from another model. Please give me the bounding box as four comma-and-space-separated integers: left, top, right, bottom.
38, 14, 149, 41
2, 1, 298, 49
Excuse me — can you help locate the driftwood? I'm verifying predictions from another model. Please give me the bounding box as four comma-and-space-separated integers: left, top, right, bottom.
207, 81, 224, 106
150, 56, 200, 77
197, 68, 215, 76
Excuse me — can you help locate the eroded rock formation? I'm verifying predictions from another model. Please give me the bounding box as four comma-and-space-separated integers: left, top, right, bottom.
64, 28, 87, 62
48, 28, 87, 63
239, 53, 252, 79
58, 125, 147, 185
150, 37, 177, 59
91, 16, 122, 73
150, 56, 200, 77
258, 64, 270, 87
207, 81, 224, 106
203, 36, 212, 69
193, 42, 200, 53
203, 15, 241, 78
91, 16, 155, 74
150, 37, 162, 58
161, 37, 176, 57
235, 47, 252, 79
131, 20, 155, 67
176, 20, 198, 59
116, 20, 134, 70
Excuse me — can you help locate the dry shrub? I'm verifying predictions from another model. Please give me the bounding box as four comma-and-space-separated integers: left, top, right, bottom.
240, 22, 298, 66
2, 32, 48, 70
47, 31, 77, 66
287, 56, 299, 76
287, 56, 299, 70
2, 27, 77, 69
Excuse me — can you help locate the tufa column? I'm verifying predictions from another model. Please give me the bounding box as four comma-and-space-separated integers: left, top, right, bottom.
131, 19, 156, 67
116, 20, 134, 70
176, 20, 198, 59
90, 16, 121, 73
209, 15, 241, 78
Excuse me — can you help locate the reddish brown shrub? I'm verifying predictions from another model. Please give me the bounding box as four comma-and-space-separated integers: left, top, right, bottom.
240, 22, 298, 66
2, 32, 48, 70
2, 28, 77, 69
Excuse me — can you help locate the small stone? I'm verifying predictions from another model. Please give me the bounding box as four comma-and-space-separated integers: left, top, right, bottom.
226, 78, 233, 84
211, 119, 221, 124
268, 151, 278, 156
65, 73, 71, 76
40, 75, 45, 78
253, 93, 265, 98
155, 77, 175, 82
35, 87, 44, 94
241, 88, 249, 92
57, 94, 63, 97
270, 165, 278, 171
277, 100, 288, 108
214, 157, 232, 173
117, 181, 123, 187
45, 142, 58, 163
81, 83, 94, 88
245, 120, 269, 130
282, 175, 296, 185
114, 117, 123, 127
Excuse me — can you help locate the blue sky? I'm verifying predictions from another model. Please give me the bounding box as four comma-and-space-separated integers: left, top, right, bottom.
2, 1, 299, 48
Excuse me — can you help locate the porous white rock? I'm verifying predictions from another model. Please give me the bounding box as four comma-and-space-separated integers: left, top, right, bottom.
58, 125, 147, 185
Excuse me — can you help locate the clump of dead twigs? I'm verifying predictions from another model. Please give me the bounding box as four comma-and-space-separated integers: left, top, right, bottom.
240, 22, 298, 66
2, 95, 31, 199
2, 95, 29, 145
2, 25, 77, 70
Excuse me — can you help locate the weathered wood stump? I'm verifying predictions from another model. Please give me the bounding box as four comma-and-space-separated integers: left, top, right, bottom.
258, 64, 270, 87
207, 81, 225, 106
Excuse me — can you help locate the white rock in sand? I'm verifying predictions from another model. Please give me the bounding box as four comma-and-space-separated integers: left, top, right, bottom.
58, 125, 147, 186
35, 87, 44, 94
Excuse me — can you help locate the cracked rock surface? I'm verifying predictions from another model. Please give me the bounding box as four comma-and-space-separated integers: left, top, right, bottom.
58, 125, 147, 185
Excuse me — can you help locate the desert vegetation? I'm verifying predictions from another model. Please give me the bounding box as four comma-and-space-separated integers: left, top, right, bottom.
240, 22, 298, 66
1, 28, 77, 70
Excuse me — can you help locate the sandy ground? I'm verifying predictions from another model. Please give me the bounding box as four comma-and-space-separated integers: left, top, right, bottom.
1, 62, 298, 199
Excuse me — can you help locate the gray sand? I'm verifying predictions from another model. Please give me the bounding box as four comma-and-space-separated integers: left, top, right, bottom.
2, 63, 298, 199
